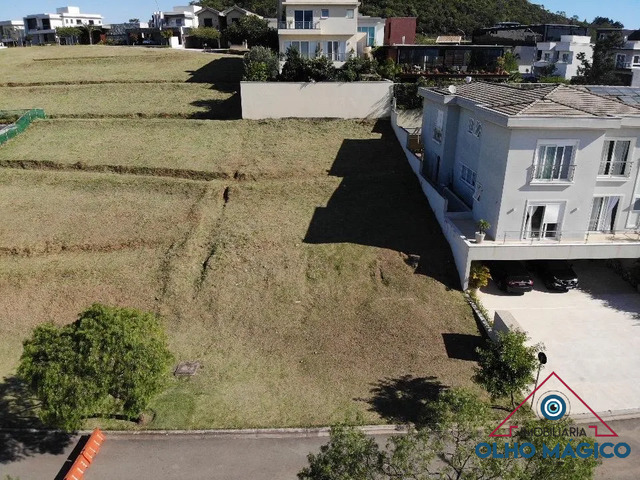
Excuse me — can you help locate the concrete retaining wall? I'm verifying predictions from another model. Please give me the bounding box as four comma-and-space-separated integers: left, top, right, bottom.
241, 81, 393, 119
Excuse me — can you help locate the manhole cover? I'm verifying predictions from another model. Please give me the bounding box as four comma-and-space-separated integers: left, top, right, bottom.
174, 361, 201, 376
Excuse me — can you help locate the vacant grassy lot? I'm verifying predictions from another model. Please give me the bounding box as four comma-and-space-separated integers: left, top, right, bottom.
0, 118, 404, 178
0, 84, 237, 118
0, 46, 243, 85
0, 46, 482, 430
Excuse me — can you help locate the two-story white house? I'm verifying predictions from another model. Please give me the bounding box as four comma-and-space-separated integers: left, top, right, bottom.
533, 35, 593, 80
277, 0, 366, 65
24, 6, 103, 45
0, 20, 25, 46
404, 82, 640, 288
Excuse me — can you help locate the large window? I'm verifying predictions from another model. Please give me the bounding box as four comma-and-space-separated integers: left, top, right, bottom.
284, 40, 316, 58
460, 164, 477, 188
599, 140, 632, 177
357, 26, 375, 46
294, 10, 313, 29
532, 142, 576, 182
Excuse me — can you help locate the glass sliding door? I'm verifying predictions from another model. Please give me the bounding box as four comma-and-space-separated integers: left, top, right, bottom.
589, 196, 620, 232
524, 204, 561, 239
294, 10, 313, 29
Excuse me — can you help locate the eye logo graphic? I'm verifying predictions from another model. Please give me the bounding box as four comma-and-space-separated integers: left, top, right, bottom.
490, 371, 618, 438
538, 392, 569, 421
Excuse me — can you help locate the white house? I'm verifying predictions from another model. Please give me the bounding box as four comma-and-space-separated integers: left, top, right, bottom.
532, 35, 593, 80
24, 6, 103, 45
357, 15, 385, 48
396, 82, 640, 288
151, 5, 201, 29
277, 0, 366, 65
0, 20, 25, 46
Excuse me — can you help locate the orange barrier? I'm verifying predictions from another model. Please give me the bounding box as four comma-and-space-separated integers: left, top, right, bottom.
64, 429, 106, 480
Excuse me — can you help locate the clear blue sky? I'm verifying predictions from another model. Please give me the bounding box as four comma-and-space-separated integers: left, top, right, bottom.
0, 0, 638, 28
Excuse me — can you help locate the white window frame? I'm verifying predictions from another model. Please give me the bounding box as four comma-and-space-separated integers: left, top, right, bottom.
321, 9, 329, 18
626, 195, 640, 228
521, 201, 565, 239
460, 164, 477, 188
474, 122, 482, 138
531, 139, 578, 183
598, 138, 634, 178
543, 52, 551, 62
561, 52, 571, 63
473, 182, 483, 202
634, 55, 640, 65
346, 9, 354, 19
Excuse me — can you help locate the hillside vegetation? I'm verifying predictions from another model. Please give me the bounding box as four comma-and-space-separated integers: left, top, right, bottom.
195, 0, 583, 34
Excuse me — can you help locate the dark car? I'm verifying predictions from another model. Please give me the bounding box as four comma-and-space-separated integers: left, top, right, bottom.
527, 260, 578, 291
487, 261, 534, 294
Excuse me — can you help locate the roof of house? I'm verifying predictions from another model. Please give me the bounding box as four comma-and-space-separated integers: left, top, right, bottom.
425, 82, 640, 117
222, 5, 262, 18
197, 6, 222, 15
581, 86, 640, 106
436, 35, 462, 44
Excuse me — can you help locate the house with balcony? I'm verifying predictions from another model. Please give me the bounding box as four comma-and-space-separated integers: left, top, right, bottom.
357, 15, 385, 48
596, 28, 640, 87
0, 20, 25, 46
24, 6, 103, 45
394, 81, 640, 288
533, 35, 593, 80
277, 0, 366, 64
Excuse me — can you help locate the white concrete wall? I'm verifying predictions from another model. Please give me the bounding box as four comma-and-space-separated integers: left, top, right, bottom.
241, 81, 393, 119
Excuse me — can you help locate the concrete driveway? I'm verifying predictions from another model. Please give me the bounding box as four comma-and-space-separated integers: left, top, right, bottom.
477, 260, 640, 417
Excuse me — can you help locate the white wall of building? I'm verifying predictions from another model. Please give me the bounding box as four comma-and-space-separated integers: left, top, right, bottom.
535, 35, 592, 80
241, 81, 393, 119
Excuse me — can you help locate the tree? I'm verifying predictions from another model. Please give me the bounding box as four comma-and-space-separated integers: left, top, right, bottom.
161, 29, 174, 46
279, 47, 311, 82
299, 390, 598, 480
56, 27, 82, 45
128, 18, 140, 23
225, 15, 277, 49
574, 32, 626, 85
243, 46, 279, 81
497, 51, 519, 73
18, 304, 173, 431
591, 16, 624, 29
298, 424, 384, 480
190, 26, 221, 48
338, 55, 379, 81
474, 330, 543, 408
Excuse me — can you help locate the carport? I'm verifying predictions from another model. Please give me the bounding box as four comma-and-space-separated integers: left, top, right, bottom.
478, 260, 640, 416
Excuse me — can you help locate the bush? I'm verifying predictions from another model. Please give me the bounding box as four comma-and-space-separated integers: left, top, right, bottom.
243, 46, 279, 81
338, 55, 380, 81
225, 16, 277, 49
308, 55, 336, 81
190, 27, 221, 48
18, 304, 173, 431
468, 263, 491, 290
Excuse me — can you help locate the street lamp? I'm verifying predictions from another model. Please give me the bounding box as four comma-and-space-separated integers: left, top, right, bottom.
530, 352, 547, 410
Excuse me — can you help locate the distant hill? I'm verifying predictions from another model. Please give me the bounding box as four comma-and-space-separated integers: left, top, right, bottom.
193, 0, 599, 35
359, 0, 583, 35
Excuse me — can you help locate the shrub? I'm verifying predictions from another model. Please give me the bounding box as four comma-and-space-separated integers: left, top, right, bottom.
18, 304, 173, 431
468, 263, 491, 290
279, 47, 311, 82
225, 16, 277, 49
243, 46, 279, 81
308, 55, 337, 81
338, 55, 379, 81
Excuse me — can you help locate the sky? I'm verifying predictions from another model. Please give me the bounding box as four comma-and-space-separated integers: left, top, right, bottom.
0, 0, 638, 27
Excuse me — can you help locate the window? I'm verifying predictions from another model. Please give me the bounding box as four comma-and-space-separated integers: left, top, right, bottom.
467, 118, 475, 133
460, 164, 477, 188
474, 122, 482, 138
346, 9, 354, 19
634, 55, 640, 65
76, 19, 82, 25
616, 54, 627, 68
599, 140, 632, 176
561, 52, 571, 63
357, 26, 375, 46
89, 20, 94, 25
532, 142, 576, 182
284, 40, 315, 59
294, 10, 313, 29
543, 52, 551, 62
473, 182, 483, 202
325, 41, 343, 61
433, 109, 444, 143
175, 18, 182, 26
321, 9, 329, 18
204, 18, 213, 27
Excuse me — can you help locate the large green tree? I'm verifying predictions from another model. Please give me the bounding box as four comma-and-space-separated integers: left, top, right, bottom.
225, 15, 277, 49
473, 330, 543, 408
18, 304, 173, 431
575, 32, 627, 85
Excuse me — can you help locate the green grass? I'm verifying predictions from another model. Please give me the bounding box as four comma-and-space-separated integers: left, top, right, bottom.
0, 46, 483, 430
0, 118, 402, 178
0, 46, 243, 85
0, 84, 237, 119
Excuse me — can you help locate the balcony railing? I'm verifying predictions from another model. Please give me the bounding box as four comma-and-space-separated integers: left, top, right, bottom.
321, 52, 346, 62
278, 21, 320, 30
528, 163, 576, 183
495, 229, 640, 245
598, 161, 633, 178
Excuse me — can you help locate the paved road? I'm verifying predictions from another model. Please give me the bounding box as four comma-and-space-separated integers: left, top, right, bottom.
2, 420, 639, 479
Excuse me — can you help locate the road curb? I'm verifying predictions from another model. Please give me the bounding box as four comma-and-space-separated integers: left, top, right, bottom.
0, 424, 410, 439
572, 408, 640, 424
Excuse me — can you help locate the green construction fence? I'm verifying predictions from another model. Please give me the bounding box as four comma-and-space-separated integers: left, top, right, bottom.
0, 109, 46, 146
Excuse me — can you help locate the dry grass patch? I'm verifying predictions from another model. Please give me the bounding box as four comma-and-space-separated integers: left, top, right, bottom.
0, 83, 237, 119
0, 46, 243, 85
0, 170, 219, 253
0, 119, 403, 179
